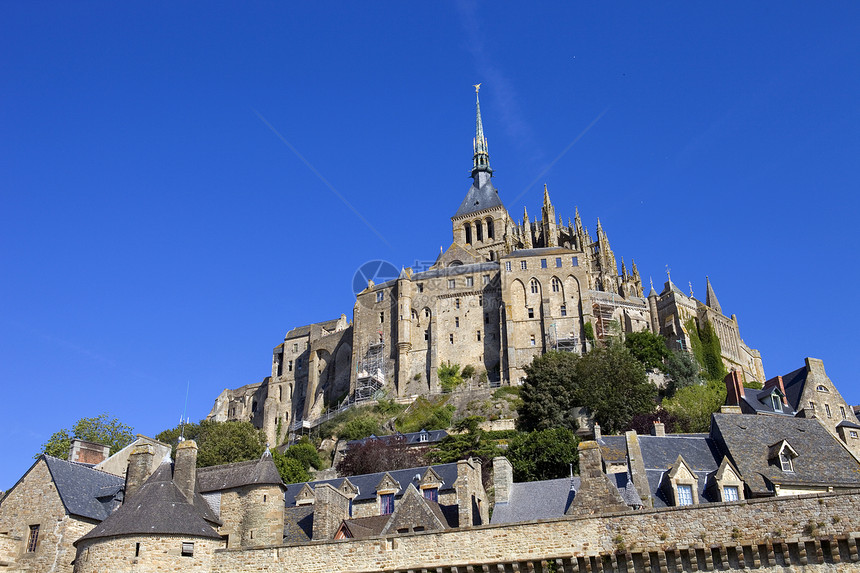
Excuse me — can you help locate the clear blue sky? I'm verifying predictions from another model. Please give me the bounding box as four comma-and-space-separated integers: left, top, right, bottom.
2, 3, 859, 489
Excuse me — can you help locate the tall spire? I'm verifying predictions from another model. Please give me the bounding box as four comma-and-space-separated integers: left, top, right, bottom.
705, 276, 722, 313
472, 83, 492, 178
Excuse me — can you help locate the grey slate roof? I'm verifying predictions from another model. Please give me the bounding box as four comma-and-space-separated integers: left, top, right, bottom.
781, 366, 809, 411
637, 434, 722, 508
197, 453, 283, 493
711, 413, 860, 495
285, 318, 342, 340
41, 456, 124, 521
346, 430, 448, 449
597, 436, 628, 465
283, 463, 459, 507
76, 462, 222, 544
283, 505, 314, 543
453, 180, 503, 218
411, 262, 499, 282
739, 387, 796, 416
490, 473, 641, 525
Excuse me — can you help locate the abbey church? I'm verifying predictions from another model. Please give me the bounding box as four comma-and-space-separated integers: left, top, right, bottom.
209, 88, 765, 446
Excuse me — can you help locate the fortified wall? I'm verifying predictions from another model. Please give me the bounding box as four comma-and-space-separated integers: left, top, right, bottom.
212, 490, 860, 573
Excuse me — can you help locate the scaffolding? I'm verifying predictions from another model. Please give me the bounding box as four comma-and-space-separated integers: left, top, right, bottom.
592, 302, 616, 340
355, 339, 385, 402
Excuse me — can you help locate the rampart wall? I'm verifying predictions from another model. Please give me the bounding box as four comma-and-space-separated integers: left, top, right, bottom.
213, 490, 860, 573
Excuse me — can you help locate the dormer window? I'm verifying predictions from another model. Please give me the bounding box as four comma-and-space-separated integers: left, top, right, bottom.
422, 487, 438, 502
380, 493, 394, 514
770, 394, 782, 412
779, 451, 793, 472
418, 431, 429, 443
770, 440, 798, 473
676, 484, 694, 506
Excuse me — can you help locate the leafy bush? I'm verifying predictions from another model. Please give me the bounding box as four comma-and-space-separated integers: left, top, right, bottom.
438, 362, 463, 392
507, 428, 579, 481
338, 415, 381, 441
395, 396, 455, 433
272, 450, 310, 484
336, 435, 427, 476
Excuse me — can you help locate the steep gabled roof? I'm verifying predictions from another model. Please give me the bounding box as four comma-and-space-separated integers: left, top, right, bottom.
42, 456, 124, 522
637, 434, 722, 508
283, 463, 460, 506
453, 180, 504, 219
75, 462, 221, 545
711, 414, 860, 495
196, 453, 283, 493
740, 387, 795, 416
781, 366, 809, 411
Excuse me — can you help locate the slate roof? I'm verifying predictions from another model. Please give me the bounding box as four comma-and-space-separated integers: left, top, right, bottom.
597, 436, 628, 465
490, 473, 641, 525
711, 414, 860, 495
739, 387, 796, 416
283, 463, 459, 507
637, 434, 722, 508
781, 366, 809, 411
453, 180, 503, 218
39, 456, 125, 522
346, 430, 448, 449
411, 262, 499, 282
285, 318, 342, 340
76, 462, 222, 544
197, 453, 283, 493
282, 505, 314, 544
340, 514, 391, 538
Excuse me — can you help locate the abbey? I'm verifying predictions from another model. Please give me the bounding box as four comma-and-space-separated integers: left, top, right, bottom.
209, 88, 764, 446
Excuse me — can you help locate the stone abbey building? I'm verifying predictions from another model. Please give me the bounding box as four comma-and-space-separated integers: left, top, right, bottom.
209, 88, 765, 446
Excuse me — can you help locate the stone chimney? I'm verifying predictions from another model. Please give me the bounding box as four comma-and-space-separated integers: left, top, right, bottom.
724, 370, 745, 406
763, 375, 787, 403
492, 457, 513, 505
566, 441, 629, 516
125, 444, 155, 501
593, 423, 602, 439
68, 439, 110, 465
625, 431, 651, 508
174, 440, 198, 503
312, 483, 350, 540
651, 421, 665, 437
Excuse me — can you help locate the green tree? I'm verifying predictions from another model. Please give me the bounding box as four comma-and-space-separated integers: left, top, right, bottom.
37, 414, 135, 460
156, 420, 266, 467
506, 428, 579, 482
338, 415, 381, 441
664, 350, 702, 397
271, 450, 310, 484
624, 331, 669, 372
438, 362, 463, 392
575, 343, 657, 434
282, 438, 323, 471
662, 379, 727, 433
517, 351, 581, 432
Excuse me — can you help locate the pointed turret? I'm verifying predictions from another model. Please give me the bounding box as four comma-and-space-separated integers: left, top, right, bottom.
541, 184, 557, 247
621, 258, 628, 279
705, 276, 722, 313
471, 83, 492, 178
523, 207, 533, 249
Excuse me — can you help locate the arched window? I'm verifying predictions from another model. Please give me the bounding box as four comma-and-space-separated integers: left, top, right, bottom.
530, 279, 539, 294
486, 218, 494, 239
475, 220, 483, 241
424, 308, 431, 318
551, 277, 560, 292
464, 223, 472, 244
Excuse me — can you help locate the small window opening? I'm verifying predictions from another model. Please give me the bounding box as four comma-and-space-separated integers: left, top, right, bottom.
555, 257, 562, 267
376, 291, 384, 302
560, 304, 567, 317
379, 311, 384, 323
520, 260, 528, 270
455, 317, 460, 328
540, 258, 547, 268
476, 330, 481, 341
135, 542, 140, 557
181, 542, 194, 557
417, 283, 424, 293
449, 334, 454, 344
528, 308, 535, 319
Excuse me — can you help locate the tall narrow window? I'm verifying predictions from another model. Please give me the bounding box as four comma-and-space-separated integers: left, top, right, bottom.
466, 276, 474, 287
676, 485, 693, 506
455, 317, 460, 328
424, 329, 429, 341
486, 218, 494, 239
464, 223, 472, 244
478, 295, 483, 306
555, 257, 562, 268
449, 334, 454, 344
376, 291, 384, 302
530, 279, 539, 294
540, 258, 547, 268
530, 334, 536, 346
135, 542, 141, 557
27, 525, 39, 553
825, 404, 832, 418
841, 406, 847, 419
482, 274, 490, 285
520, 261, 528, 270
484, 313, 489, 324
417, 283, 424, 293
505, 262, 512, 272
551, 278, 560, 292
770, 395, 781, 411
571, 256, 579, 267
380, 493, 395, 515
528, 308, 534, 319
455, 298, 461, 309
476, 330, 481, 341
560, 304, 567, 317
448, 279, 456, 289
379, 312, 384, 324
424, 308, 430, 318
779, 451, 794, 472
475, 220, 483, 241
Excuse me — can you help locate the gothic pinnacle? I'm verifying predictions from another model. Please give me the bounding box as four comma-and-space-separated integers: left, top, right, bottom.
471, 83, 492, 177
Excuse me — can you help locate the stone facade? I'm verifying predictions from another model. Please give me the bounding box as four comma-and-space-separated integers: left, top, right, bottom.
208, 89, 765, 448
0, 460, 97, 573
73, 535, 223, 573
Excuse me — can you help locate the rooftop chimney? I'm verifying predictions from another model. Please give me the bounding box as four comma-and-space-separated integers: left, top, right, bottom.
492, 457, 513, 505
724, 370, 745, 406
68, 439, 110, 465
174, 440, 198, 503
651, 421, 665, 437
763, 375, 787, 404
125, 444, 155, 501
593, 423, 602, 439
566, 441, 629, 516
312, 483, 350, 540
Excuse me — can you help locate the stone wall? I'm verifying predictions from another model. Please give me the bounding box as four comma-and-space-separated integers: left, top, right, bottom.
212, 490, 860, 573
73, 535, 224, 573
0, 459, 96, 573
217, 484, 284, 548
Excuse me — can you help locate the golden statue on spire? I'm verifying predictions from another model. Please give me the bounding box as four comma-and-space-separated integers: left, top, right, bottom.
474, 83, 482, 93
